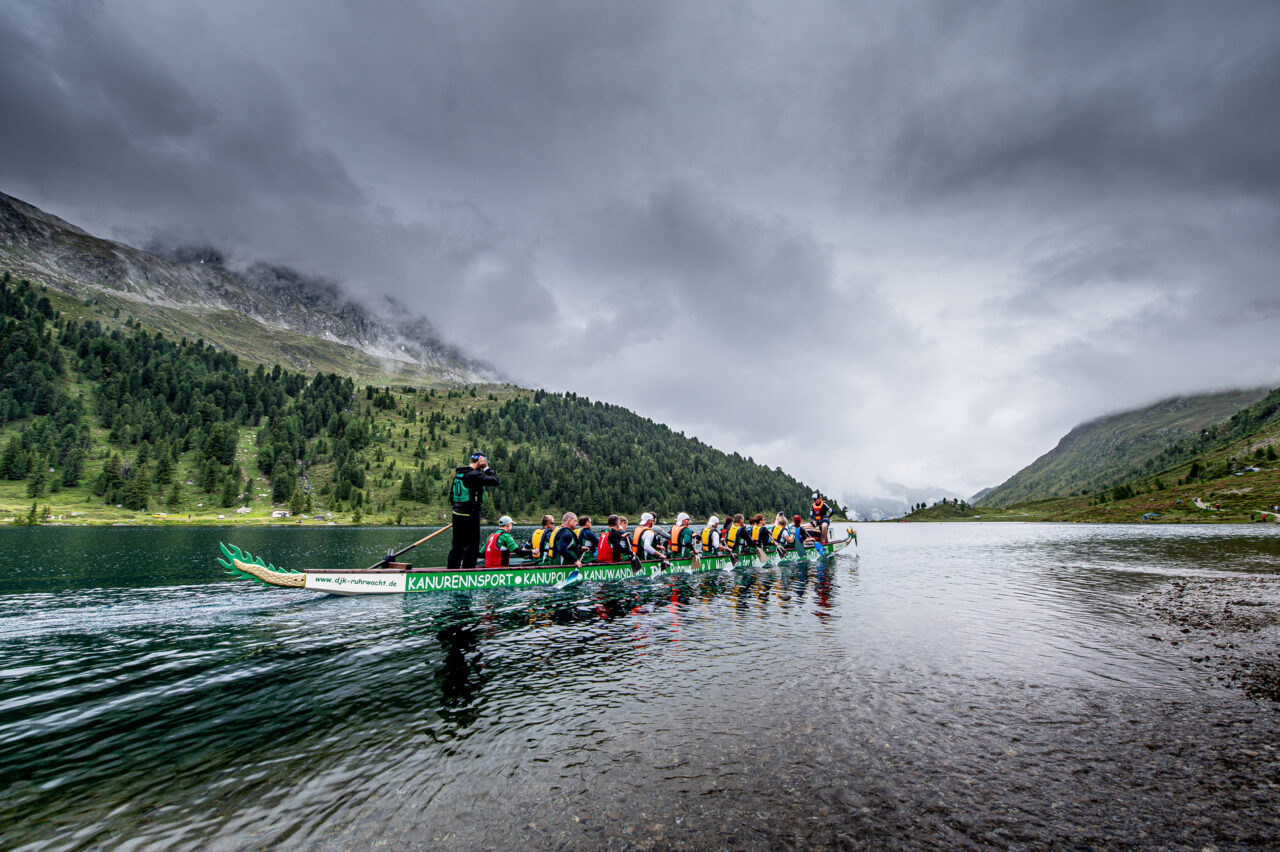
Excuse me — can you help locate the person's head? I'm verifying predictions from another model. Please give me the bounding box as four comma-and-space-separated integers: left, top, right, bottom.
607, 513, 620, 529
579, 515, 592, 528
541, 514, 555, 528
733, 513, 744, 525
561, 511, 578, 528
751, 513, 764, 525
498, 515, 513, 531
618, 515, 629, 530
793, 514, 803, 525
707, 515, 720, 528
812, 492, 821, 502
469, 451, 488, 468
640, 512, 655, 527
774, 513, 787, 525
676, 512, 690, 527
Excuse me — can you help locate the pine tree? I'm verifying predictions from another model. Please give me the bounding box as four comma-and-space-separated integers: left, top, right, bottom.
1, 436, 24, 480
289, 488, 303, 516
124, 462, 150, 511
167, 480, 184, 509
97, 453, 124, 495
154, 448, 173, 485
61, 447, 84, 486
27, 466, 46, 498
221, 471, 241, 507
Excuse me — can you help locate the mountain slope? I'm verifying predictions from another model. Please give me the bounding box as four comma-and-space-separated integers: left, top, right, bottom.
0, 274, 833, 524
0, 191, 494, 385
978, 388, 1274, 507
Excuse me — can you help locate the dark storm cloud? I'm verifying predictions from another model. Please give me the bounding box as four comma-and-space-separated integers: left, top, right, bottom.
888, 2, 1280, 203
2, 0, 1279, 507
0, 2, 364, 249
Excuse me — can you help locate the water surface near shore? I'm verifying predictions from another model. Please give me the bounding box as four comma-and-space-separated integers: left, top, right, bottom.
2, 523, 1278, 850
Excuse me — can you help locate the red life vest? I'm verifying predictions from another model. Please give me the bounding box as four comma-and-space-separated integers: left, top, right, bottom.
598, 532, 615, 563
484, 532, 509, 567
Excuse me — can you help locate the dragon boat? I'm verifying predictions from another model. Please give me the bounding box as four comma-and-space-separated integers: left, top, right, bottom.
217, 533, 855, 596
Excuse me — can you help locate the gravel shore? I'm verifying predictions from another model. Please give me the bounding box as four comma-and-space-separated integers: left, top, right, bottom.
1139, 574, 1280, 701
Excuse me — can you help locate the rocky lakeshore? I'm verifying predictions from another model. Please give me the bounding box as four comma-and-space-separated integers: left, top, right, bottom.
1140, 575, 1280, 702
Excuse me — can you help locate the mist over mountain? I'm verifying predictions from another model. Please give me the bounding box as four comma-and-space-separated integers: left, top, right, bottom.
0, 191, 497, 385
976, 388, 1274, 508
842, 481, 966, 521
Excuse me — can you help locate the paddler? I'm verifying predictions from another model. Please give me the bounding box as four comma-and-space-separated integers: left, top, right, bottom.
723, 513, 746, 553
552, 512, 583, 569
483, 516, 517, 567
631, 512, 662, 560
597, 514, 620, 563
810, 492, 832, 545
447, 450, 500, 570
527, 514, 556, 562
783, 514, 807, 550
577, 516, 599, 562
668, 512, 694, 557
699, 516, 722, 554
607, 515, 634, 563
747, 514, 769, 551
770, 513, 788, 546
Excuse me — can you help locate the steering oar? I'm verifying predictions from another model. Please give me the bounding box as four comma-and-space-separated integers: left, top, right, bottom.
369, 523, 452, 570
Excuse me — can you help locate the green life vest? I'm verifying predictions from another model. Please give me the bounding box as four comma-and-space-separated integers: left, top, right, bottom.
450, 469, 483, 505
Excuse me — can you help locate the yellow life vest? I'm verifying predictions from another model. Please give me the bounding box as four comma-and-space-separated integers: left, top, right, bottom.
770, 524, 784, 543
725, 524, 742, 548
531, 527, 554, 556
700, 527, 717, 553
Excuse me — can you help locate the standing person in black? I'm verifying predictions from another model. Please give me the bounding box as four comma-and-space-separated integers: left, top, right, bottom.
447, 451, 500, 570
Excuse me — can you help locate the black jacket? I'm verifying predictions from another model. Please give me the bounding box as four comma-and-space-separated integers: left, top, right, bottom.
450, 465, 500, 511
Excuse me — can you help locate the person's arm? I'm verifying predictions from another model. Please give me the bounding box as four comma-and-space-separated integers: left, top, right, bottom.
555, 529, 580, 565
466, 466, 500, 491
641, 529, 656, 557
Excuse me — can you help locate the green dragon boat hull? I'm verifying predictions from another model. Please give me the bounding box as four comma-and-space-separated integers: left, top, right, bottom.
217, 534, 854, 596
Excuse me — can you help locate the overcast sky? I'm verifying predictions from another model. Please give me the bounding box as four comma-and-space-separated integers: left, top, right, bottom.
3, 1, 1279, 514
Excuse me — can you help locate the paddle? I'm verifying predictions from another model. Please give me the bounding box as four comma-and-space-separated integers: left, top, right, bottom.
553, 567, 583, 590
369, 522, 452, 569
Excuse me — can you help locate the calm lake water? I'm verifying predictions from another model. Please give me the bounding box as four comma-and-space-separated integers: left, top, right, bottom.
2, 522, 1279, 850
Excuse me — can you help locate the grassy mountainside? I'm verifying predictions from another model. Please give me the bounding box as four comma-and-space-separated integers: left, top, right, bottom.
913, 388, 1280, 524
978, 389, 1272, 508
1, 272, 832, 526
0, 191, 492, 387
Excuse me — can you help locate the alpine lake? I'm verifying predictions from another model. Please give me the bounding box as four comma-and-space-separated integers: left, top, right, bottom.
2, 522, 1280, 851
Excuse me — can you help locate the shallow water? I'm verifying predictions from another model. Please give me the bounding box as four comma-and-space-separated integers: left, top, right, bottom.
1, 522, 1279, 850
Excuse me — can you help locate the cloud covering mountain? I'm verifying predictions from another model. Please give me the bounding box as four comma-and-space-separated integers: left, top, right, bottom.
3, 1, 1278, 502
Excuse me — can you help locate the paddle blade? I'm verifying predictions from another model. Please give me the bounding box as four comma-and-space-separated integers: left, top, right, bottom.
553, 568, 582, 590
